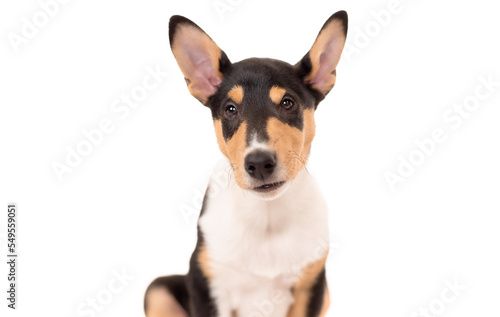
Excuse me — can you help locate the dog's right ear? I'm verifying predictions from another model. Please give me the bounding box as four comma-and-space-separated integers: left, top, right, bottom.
169, 16, 231, 105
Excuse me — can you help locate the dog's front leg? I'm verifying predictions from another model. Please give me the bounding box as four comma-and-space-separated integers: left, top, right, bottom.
187, 242, 219, 317
188, 286, 217, 317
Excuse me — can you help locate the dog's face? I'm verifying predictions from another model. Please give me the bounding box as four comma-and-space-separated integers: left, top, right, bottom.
169, 12, 347, 199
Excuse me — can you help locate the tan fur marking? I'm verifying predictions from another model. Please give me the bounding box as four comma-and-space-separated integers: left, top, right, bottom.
198, 245, 213, 280
306, 19, 345, 94
267, 108, 316, 180
213, 119, 229, 158
287, 254, 328, 317
295, 254, 328, 290
145, 287, 188, 317
214, 121, 249, 189
171, 24, 222, 103
228, 85, 244, 104
225, 121, 248, 189
269, 86, 286, 104
267, 118, 304, 180
302, 109, 316, 160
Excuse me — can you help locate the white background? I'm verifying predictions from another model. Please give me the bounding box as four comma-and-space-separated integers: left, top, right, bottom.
1, 0, 499, 316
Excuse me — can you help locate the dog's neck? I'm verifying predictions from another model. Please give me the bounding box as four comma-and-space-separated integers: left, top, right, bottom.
205, 157, 326, 233
199, 156, 330, 278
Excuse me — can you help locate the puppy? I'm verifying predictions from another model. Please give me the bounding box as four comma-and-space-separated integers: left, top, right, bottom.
145, 11, 348, 317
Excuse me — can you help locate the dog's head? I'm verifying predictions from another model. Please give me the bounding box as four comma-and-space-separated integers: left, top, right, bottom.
169, 12, 347, 199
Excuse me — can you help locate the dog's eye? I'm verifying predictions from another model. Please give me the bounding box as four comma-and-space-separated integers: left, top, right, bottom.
280, 97, 295, 111
225, 104, 238, 118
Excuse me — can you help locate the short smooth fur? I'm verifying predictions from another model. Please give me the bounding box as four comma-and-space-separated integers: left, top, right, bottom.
145, 11, 348, 317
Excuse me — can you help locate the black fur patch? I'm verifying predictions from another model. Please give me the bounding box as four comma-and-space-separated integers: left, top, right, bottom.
208, 58, 317, 144
144, 275, 190, 312
306, 268, 327, 316
144, 189, 217, 317
187, 189, 217, 316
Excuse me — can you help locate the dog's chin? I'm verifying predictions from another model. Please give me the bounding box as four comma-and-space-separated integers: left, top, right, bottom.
247, 180, 291, 201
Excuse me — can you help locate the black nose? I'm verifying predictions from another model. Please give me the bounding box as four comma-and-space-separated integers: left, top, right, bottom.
245, 151, 276, 180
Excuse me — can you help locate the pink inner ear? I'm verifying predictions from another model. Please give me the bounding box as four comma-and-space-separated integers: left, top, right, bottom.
308, 37, 344, 90
171, 23, 224, 103
185, 48, 222, 96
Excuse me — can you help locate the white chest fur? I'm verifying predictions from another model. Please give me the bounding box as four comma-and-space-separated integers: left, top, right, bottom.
199, 159, 330, 317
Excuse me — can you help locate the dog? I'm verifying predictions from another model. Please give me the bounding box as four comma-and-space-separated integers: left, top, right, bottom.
144, 10, 348, 317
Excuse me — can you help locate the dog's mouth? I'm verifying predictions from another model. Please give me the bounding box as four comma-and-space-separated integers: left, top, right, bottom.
252, 181, 286, 193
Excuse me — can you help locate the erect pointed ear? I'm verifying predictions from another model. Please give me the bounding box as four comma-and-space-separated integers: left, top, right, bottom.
169, 16, 231, 105
296, 11, 348, 99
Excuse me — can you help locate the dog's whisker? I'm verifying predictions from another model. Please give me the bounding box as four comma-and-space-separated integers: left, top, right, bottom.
289, 150, 311, 177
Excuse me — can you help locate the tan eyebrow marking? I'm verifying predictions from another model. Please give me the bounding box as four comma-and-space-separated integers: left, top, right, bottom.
227, 85, 244, 104
269, 86, 287, 104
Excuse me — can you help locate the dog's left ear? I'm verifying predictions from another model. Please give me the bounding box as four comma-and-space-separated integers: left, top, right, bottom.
169, 16, 231, 105
296, 11, 348, 100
